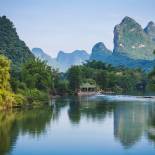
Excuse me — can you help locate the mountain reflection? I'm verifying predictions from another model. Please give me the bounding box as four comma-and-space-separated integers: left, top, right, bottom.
56, 97, 155, 148
147, 104, 155, 144
114, 102, 149, 148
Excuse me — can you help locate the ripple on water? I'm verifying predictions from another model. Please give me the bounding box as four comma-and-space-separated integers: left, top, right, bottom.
90, 95, 155, 102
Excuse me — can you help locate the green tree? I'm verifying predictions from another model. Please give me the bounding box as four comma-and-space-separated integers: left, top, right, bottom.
56, 80, 69, 95
94, 70, 107, 89
148, 68, 155, 91
14, 58, 54, 104
0, 55, 15, 109
67, 66, 82, 94
21, 58, 53, 91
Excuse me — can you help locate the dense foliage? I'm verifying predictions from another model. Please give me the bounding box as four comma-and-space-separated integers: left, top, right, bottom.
67, 66, 82, 93
67, 61, 147, 94
11, 58, 55, 105
0, 54, 154, 109
0, 55, 15, 109
148, 68, 155, 91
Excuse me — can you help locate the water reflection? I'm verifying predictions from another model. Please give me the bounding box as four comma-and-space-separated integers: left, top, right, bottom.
0, 107, 53, 155
55, 97, 155, 148
1, 97, 155, 155
147, 104, 155, 144
68, 97, 114, 123
114, 102, 149, 148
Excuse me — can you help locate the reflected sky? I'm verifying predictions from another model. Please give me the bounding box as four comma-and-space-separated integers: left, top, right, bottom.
1, 97, 155, 155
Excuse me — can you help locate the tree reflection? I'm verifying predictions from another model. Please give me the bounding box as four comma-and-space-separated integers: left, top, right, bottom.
68, 97, 81, 124
0, 112, 18, 155
0, 107, 53, 155
67, 96, 115, 124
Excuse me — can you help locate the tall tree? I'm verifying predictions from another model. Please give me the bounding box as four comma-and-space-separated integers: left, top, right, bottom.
0, 55, 14, 108
67, 66, 82, 93
21, 58, 53, 91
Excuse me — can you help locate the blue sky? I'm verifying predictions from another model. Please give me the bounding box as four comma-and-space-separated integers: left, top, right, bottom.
0, 0, 155, 57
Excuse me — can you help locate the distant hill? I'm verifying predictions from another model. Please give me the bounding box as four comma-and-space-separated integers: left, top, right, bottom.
32, 48, 59, 68
90, 42, 112, 61
57, 50, 89, 72
32, 48, 90, 72
0, 16, 34, 65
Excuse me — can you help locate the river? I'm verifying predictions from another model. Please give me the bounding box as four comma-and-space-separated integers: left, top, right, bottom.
1, 95, 155, 155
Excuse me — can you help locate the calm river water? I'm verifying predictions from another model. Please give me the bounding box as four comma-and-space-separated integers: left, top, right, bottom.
1, 96, 155, 155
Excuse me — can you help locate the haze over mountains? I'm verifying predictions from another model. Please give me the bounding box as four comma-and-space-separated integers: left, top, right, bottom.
32, 16, 155, 72
1, 15, 155, 72
32, 48, 90, 72
32, 48, 59, 68
56, 50, 89, 72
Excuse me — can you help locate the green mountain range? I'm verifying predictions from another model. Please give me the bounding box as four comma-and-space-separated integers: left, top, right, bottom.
1, 15, 155, 72
90, 16, 155, 71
